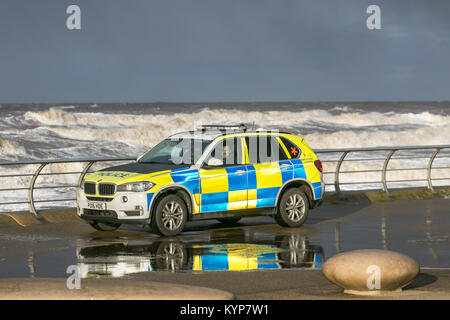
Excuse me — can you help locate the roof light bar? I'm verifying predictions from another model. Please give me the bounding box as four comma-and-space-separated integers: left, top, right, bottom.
196, 123, 247, 132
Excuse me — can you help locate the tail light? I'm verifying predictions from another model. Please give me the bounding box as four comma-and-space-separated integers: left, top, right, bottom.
314, 160, 323, 173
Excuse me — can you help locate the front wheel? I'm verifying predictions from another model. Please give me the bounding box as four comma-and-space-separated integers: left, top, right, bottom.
150, 194, 188, 236
89, 221, 121, 231
154, 240, 188, 271
275, 188, 309, 227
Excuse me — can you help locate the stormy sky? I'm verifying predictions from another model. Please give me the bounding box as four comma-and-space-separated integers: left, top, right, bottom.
0, 0, 449, 103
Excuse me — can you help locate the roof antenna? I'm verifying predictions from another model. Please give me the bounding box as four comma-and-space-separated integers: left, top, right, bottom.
252, 121, 255, 131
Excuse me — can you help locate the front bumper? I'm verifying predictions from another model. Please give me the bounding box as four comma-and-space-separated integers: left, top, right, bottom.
76, 189, 150, 223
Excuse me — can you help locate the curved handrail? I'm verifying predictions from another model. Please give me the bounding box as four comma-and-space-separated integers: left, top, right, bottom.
334, 151, 348, 194
28, 163, 47, 218
381, 150, 396, 194
427, 148, 441, 193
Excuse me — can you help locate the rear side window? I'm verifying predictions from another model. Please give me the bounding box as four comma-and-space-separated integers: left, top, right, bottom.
280, 137, 301, 159
207, 137, 244, 166
245, 136, 289, 163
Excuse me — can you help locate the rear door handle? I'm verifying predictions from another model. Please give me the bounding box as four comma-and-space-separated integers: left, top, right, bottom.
280, 164, 291, 169
235, 170, 246, 176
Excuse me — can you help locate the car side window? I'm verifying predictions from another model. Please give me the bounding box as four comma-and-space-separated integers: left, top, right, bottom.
245, 136, 288, 163
205, 137, 244, 167
280, 137, 301, 159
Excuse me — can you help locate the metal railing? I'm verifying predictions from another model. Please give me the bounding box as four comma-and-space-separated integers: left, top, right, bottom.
316, 145, 450, 194
0, 157, 135, 218
0, 145, 449, 218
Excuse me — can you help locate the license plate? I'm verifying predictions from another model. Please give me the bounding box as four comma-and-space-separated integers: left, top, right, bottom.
87, 201, 106, 210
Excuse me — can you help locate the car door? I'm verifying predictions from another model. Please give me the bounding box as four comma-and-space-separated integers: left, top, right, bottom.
245, 134, 293, 208
198, 137, 248, 213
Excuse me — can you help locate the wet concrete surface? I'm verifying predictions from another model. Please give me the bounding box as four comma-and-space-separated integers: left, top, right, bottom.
0, 198, 449, 279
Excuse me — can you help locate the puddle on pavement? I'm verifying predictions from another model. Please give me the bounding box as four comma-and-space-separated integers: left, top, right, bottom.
4, 202, 449, 278
76, 230, 324, 278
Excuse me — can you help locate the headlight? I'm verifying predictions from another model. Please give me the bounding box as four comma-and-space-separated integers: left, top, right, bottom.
117, 181, 154, 192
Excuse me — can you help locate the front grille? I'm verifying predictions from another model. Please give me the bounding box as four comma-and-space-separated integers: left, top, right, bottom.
87, 197, 114, 202
84, 182, 96, 195
98, 183, 116, 196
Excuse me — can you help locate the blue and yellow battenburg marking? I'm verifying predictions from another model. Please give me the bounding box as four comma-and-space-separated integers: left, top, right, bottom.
145, 134, 323, 214
146, 162, 322, 214
146, 167, 201, 212
192, 244, 281, 271
189, 243, 324, 271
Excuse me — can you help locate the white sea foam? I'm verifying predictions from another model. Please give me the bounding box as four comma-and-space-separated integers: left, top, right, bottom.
1, 106, 449, 211
22, 107, 450, 149
0, 139, 27, 157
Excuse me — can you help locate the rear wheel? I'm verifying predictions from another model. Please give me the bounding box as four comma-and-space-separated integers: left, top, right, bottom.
89, 221, 121, 231
150, 194, 188, 236
278, 234, 310, 267
275, 188, 309, 227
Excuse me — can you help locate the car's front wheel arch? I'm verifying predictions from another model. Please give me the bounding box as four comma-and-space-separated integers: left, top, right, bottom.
149, 187, 193, 224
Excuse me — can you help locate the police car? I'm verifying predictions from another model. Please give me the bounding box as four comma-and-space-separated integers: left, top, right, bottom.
76, 124, 324, 236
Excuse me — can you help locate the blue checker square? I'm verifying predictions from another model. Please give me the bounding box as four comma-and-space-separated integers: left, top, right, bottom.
201, 192, 229, 205
294, 168, 307, 179
256, 198, 276, 207
226, 166, 247, 191
246, 165, 257, 190
257, 187, 279, 199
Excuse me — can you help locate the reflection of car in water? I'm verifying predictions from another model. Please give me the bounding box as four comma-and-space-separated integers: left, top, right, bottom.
76, 231, 324, 278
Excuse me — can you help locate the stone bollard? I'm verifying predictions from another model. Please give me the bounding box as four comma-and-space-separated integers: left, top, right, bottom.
322, 249, 419, 295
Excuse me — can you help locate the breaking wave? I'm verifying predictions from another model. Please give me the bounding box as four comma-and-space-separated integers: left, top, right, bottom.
0, 103, 449, 211
20, 107, 450, 152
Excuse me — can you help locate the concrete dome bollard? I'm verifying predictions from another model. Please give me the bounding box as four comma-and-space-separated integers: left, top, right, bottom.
322, 249, 419, 295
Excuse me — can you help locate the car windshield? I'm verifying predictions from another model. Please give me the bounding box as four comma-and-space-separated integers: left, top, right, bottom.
138, 138, 211, 165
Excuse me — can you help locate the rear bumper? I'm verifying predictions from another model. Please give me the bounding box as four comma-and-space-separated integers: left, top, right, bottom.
311, 177, 324, 209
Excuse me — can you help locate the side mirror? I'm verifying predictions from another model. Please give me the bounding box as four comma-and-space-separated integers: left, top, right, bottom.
206, 157, 223, 167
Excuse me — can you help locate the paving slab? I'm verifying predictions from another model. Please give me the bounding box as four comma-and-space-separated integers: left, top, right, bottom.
0, 278, 234, 300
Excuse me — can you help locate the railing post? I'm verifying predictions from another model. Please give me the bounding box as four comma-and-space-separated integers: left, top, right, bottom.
334, 151, 349, 194
427, 148, 441, 193
382, 150, 396, 195
77, 161, 96, 189
28, 162, 47, 218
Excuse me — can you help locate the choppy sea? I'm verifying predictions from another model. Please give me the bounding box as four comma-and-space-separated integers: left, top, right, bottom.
0, 102, 449, 211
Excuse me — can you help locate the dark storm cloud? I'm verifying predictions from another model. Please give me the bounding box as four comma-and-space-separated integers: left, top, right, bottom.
0, 0, 449, 103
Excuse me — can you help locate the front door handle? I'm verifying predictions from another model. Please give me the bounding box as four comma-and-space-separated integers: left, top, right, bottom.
235, 170, 246, 176
280, 164, 291, 169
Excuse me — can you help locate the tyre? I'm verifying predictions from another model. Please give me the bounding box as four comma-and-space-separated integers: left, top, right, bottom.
150, 194, 188, 236
278, 233, 310, 267
154, 240, 188, 271
275, 187, 309, 227
89, 221, 121, 231
216, 217, 241, 224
